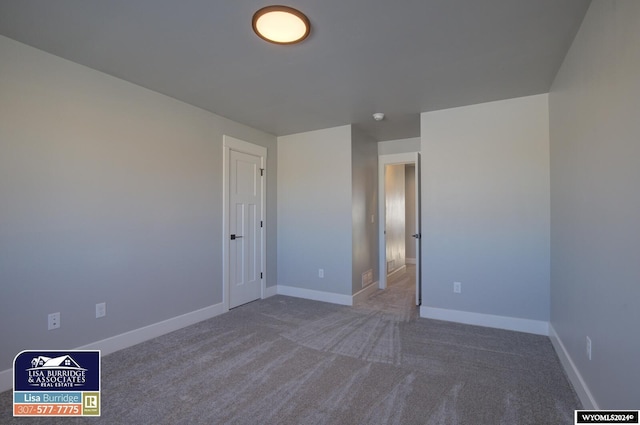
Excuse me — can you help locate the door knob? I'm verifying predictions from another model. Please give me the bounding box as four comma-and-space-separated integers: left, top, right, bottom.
230, 234, 243, 240
412, 233, 421, 239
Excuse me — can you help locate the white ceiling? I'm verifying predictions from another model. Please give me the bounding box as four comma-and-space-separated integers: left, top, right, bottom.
0, 0, 590, 141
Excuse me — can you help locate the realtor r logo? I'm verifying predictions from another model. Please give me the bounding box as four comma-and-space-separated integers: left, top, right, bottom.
84, 395, 97, 408
82, 392, 100, 416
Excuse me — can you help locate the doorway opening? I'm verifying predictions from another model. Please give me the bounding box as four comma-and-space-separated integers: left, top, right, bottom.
378, 153, 421, 307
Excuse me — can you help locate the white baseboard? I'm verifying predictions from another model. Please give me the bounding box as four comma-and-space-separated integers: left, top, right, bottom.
548, 324, 599, 410
352, 281, 380, 304
77, 302, 226, 354
420, 306, 549, 336
277, 285, 352, 306
264, 285, 278, 298
406, 258, 416, 264
0, 302, 225, 393
387, 264, 407, 279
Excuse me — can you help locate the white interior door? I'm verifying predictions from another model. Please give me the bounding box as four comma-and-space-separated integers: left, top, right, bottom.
228, 149, 263, 308
413, 152, 422, 306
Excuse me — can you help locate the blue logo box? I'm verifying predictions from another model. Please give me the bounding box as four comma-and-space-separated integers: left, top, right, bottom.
14, 350, 100, 392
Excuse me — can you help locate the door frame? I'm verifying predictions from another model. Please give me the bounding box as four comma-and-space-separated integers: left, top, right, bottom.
378, 152, 421, 305
222, 135, 267, 311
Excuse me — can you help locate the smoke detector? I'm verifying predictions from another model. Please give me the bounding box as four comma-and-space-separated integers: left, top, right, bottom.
372, 112, 385, 121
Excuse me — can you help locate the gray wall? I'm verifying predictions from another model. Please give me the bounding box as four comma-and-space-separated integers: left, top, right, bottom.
277, 126, 353, 295
421, 94, 550, 321
378, 137, 421, 155
549, 0, 640, 409
0, 36, 277, 372
405, 165, 417, 260
351, 127, 379, 294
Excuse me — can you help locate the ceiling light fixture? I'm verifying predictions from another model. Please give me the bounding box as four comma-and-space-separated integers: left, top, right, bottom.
252, 5, 311, 45
373, 113, 385, 121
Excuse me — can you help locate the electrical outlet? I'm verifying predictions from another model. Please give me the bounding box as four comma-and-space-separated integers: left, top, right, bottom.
96, 302, 106, 318
586, 336, 592, 360
318, 269, 324, 278
48, 312, 60, 330
453, 282, 462, 293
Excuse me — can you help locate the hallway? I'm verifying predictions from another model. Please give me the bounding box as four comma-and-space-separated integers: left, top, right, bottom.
354, 264, 418, 321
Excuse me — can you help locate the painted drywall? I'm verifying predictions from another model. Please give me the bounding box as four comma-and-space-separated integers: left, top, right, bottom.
0, 36, 277, 373
549, 0, 640, 409
277, 126, 353, 295
378, 137, 421, 155
351, 126, 379, 294
421, 94, 550, 321
405, 164, 417, 260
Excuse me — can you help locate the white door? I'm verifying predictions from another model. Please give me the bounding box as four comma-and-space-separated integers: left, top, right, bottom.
412, 152, 422, 306
228, 147, 263, 308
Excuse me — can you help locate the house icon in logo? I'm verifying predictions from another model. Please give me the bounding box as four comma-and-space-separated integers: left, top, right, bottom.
30, 355, 84, 370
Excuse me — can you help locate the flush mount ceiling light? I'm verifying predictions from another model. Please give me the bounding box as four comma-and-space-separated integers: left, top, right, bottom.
252, 5, 310, 45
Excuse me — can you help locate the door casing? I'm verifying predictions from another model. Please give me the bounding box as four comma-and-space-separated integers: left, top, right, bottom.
378, 152, 421, 305
222, 135, 267, 311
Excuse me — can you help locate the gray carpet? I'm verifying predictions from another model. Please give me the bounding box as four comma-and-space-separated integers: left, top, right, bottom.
0, 268, 580, 424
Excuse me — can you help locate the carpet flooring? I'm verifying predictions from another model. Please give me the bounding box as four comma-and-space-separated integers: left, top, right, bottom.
0, 267, 581, 424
